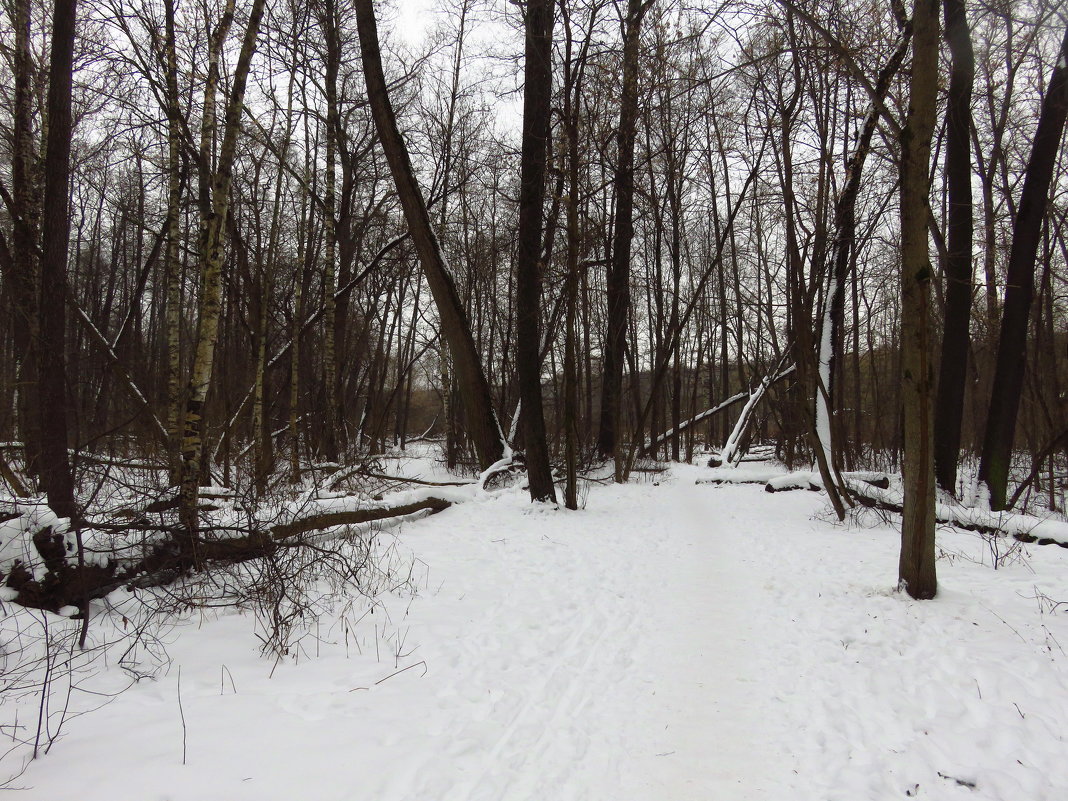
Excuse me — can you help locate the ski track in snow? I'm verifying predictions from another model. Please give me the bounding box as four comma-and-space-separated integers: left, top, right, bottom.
5, 463, 1068, 800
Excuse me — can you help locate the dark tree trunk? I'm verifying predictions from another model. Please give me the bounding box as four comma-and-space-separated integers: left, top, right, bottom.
933, 0, 975, 495
978, 25, 1068, 511
516, 0, 557, 502
163, 0, 183, 484
354, 0, 505, 471
597, 0, 652, 474
319, 0, 341, 461
9, 0, 43, 482
559, 0, 596, 510
37, 0, 79, 520
898, 0, 940, 600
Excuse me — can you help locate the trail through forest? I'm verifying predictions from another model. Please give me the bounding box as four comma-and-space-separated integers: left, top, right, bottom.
9, 463, 1068, 800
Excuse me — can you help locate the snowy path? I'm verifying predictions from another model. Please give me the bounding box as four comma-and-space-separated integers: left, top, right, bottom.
349, 471, 800, 800
9, 465, 1068, 800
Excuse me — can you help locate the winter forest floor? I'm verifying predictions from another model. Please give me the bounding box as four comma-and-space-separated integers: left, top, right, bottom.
4, 460, 1068, 800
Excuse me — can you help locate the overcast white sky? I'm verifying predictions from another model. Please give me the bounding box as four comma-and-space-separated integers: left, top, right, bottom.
394, 0, 437, 47
393, 0, 525, 132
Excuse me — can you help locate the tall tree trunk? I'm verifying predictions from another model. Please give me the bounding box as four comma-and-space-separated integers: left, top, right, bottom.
776, 22, 846, 521
179, 0, 268, 550
37, 0, 79, 520
164, 0, 183, 484
597, 0, 653, 476
563, 208, 580, 508
559, 0, 596, 510
319, 0, 341, 461
821, 24, 911, 486
9, 0, 43, 482
898, 0, 939, 600
252, 270, 273, 493
516, 0, 557, 503
353, 0, 505, 471
290, 63, 313, 483
667, 146, 684, 463
933, 0, 975, 494
978, 25, 1068, 511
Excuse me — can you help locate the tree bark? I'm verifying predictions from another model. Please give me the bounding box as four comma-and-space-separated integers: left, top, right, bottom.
978, 25, 1068, 511
37, 0, 79, 520
933, 0, 975, 494
164, 0, 183, 484
898, 0, 939, 600
516, 0, 557, 503
597, 0, 653, 472
353, 0, 505, 471
9, 0, 43, 482
319, 0, 341, 461
179, 0, 268, 550
559, 0, 596, 510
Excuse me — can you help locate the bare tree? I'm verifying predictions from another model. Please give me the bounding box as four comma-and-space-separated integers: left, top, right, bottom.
163, 0, 183, 483
933, 0, 975, 495
179, 0, 269, 551
597, 0, 654, 478
898, 0, 939, 600
353, 0, 506, 471
979, 23, 1068, 511
37, 0, 79, 520
6, 0, 42, 483
516, 0, 558, 503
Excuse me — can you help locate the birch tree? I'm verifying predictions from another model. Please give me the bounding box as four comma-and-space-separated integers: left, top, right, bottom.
179, 0, 269, 550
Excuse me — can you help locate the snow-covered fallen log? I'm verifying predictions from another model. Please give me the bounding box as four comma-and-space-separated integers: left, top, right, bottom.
766, 471, 890, 493
641, 390, 751, 457
719, 371, 778, 467
270, 496, 452, 539
1, 488, 467, 612
699, 467, 1067, 548
697, 469, 889, 492
696, 466, 788, 486
845, 481, 1068, 548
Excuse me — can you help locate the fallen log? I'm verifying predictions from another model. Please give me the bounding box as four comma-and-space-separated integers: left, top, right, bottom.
270, 496, 452, 539
698, 468, 1068, 549
636, 371, 798, 457
327, 464, 474, 492
3, 495, 455, 612
717, 360, 794, 468
642, 390, 749, 458
764, 471, 890, 493
697, 470, 889, 492
845, 483, 1068, 549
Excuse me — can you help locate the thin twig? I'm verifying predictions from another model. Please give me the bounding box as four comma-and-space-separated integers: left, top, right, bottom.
177, 666, 187, 765
374, 660, 427, 685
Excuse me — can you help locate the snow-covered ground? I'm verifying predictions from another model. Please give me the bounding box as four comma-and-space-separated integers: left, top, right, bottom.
3, 462, 1067, 800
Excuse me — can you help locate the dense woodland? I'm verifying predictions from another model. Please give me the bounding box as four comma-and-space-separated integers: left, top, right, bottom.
0, 0, 1066, 607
